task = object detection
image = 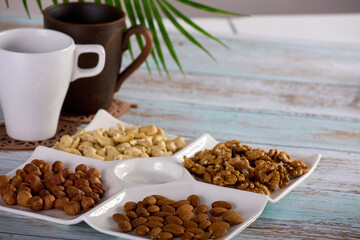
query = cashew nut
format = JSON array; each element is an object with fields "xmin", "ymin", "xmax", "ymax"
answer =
[
  {"xmin": 113, "ymin": 133, "xmax": 134, "ymax": 143},
  {"xmin": 124, "ymin": 147, "xmax": 143, "ymax": 157},
  {"xmin": 83, "ymin": 146, "xmax": 105, "ymax": 160},
  {"xmin": 151, "ymin": 148, "xmax": 172, "ymax": 157},
  {"xmin": 140, "ymin": 125, "xmax": 157, "ymax": 136},
  {"xmin": 94, "ymin": 129, "xmax": 115, "ymax": 147}
]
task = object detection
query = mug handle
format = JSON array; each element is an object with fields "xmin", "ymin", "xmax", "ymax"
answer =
[
  {"xmin": 71, "ymin": 44, "xmax": 106, "ymax": 82},
  {"xmin": 115, "ymin": 25, "xmax": 153, "ymax": 92}
]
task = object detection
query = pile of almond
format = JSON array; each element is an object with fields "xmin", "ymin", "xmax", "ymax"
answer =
[{"xmin": 112, "ymin": 194, "xmax": 243, "ymax": 239}]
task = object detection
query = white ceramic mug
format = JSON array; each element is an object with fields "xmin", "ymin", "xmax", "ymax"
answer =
[{"xmin": 0, "ymin": 28, "xmax": 105, "ymax": 141}]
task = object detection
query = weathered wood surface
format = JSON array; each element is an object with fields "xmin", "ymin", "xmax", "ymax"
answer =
[{"xmin": 0, "ymin": 27, "xmax": 359, "ymax": 239}]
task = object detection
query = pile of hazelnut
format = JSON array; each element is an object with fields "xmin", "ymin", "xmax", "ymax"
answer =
[{"xmin": 0, "ymin": 159, "xmax": 105, "ymax": 215}]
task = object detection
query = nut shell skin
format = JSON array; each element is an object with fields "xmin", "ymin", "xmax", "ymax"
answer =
[
  {"xmin": 54, "ymin": 197, "xmax": 69, "ymax": 211},
  {"xmin": 28, "ymin": 196, "xmax": 43, "ymax": 211},
  {"xmin": 81, "ymin": 197, "xmax": 95, "ymax": 212},
  {"xmin": 3, "ymin": 191, "xmax": 17, "ymax": 205}
]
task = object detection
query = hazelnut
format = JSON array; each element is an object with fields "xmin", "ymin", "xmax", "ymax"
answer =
[
  {"xmin": 0, "ymin": 175, "xmax": 10, "ymax": 188},
  {"xmin": 52, "ymin": 161, "xmax": 65, "ymax": 173},
  {"xmin": 59, "ymin": 167, "xmax": 73, "ymax": 179},
  {"xmin": 15, "ymin": 169, "xmax": 27, "ymax": 179},
  {"xmin": 28, "ymin": 196, "xmax": 43, "ymax": 211},
  {"xmin": 23, "ymin": 163, "xmax": 41, "ymax": 176},
  {"xmin": 88, "ymin": 176, "xmax": 101, "ymax": 185},
  {"xmin": 81, "ymin": 186, "xmax": 92, "ymax": 195},
  {"xmin": 1, "ymin": 184, "xmax": 16, "ymax": 198},
  {"xmin": 64, "ymin": 201, "xmax": 81, "ymax": 215},
  {"xmin": 81, "ymin": 197, "xmax": 95, "ymax": 211},
  {"xmin": 17, "ymin": 190, "xmax": 32, "ymax": 207},
  {"xmin": 87, "ymin": 168, "xmax": 101, "ymax": 179},
  {"xmin": 40, "ymin": 163, "xmax": 52, "ymax": 175},
  {"xmin": 74, "ymin": 178, "xmax": 89, "ymax": 189},
  {"xmin": 38, "ymin": 189, "xmax": 50, "ymax": 198},
  {"xmin": 30, "ymin": 180, "xmax": 44, "ymax": 194},
  {"xmin": 63, "ymin": 180, "xmax": 73, "ymax": 187},
  {"xmin": 42, "ymin": 194, "xmax": 56, "ymax": 210},
  {"xmin": 46, "ymin": 174, "xmax": 65, "ymax": 186},
  {"xmin": 67, "ymin": 173, "xmax": 80, "ymax": 182},
  {"xmin": 75, "ymin": 164, "xmax": 89, "ymax": 173},
  {"xmin": 43, "ymin": 170, "xmax": 54, "ymax": 179},
  {"xmin": 24, "ymin": 174, "xmax": 41, "ymax": 183},
  {"xmin": 18, "ymin": 186, "xmax": 31, "ymax": 193},
  {"xmin": 11, "ymin": 175, "xmax": 23, "ymax": 189},
  {"xmin": 76, "ymin": 170, "xmax": 87, "ymax": 179},
  {"xmin": 31, "ymin": 159, "xmax": 46, "ymax": 169},
  {"xmin": 71, "ymin": 194, "xmax": 85, "ymax": 203},
  {"xmin": 91, "ymin": 183, "xmax": 105, "ymax": 197},
  {"xmin": 2, "ymin": 191, "xmax": 17, "ymax": 205},
  {"xmin": 86, "ymin": 192, "xmax": 100, "ymax": 204},
  {"xmin": 54, "ymin": 197, "xmax": 69, "ymax": 211}
]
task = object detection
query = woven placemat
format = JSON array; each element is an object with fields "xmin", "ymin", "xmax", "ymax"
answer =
[
  {"xmin": 60, "ymin": 98, "xmax": 132, "ymax": 124},
  {"xmin": 0, "ymin": 120, "xmax": 79, "ymax": 151}
]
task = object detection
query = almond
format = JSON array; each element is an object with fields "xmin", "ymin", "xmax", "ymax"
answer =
[
  {"xmin": 172, "ymin": 199, "xmax": 190, "ymax": 208},
  {"xmin": 157, "ymin": 232, "xmax": 173, "ymax": 240},
  {"xmin": 186, "ymin": 227, "xmax": 204, "ymax": 235},
  {"xmin": 143, "ymin": 195, "xmax": 157, "ymax": 206},
  {"xmin": 126, "ymin": 211, "xmax": 137, "ymax": 220},
  {"xmin": 143, "ymin": 220, "xmax": 164, "ymax": 228},
  {"xmin": 211, "ymin": 201, "xmax": 232, "ymax": 209},
  {"xmin": 164, "ymin": 225, "xmax": 185, "ymax": 237},
  {"xmin": 161, "ymin": 204, "xmax": 175, "ymax": 214},
  {"xmin": 148, "ymin": 216, "xmax": 165, "ymax": 223},
  {"xmin": 209, "ymin": 207, "xmax": 227, "ymax": 217},
  {"xmin": 182, "ymin": 231, "xmax": 195, "ymax": 240},
  {"xmin": 222, "ymin": 210, "xmax": 243, "ymax": 224},
  {"xmin": 195, "ymin": 204, "xmax": 208, "ymax": 215},
  {"xmin": 198, "ymin": 220, "xmax": 211, "ymax": 230},
  {"xmin": 165, "ymin": 215, "xmax": 183, "ymax": 225},
  {"xmin": 194, "ymin": 232, "xmax": 211, "ymax": 240},
  {"xmin": 209, "ymin": 217, "xmax": 225, "ymax": 223},
  {"xmin": 112, "ymin": 213, "xmax": 130, "ymax": 223},
  {"xmin": 123, "ymin": 201, "xmax": 137, "ymax": 212},
  {"xmin": 117, "ymin": 220, "xmax": 132, "ymax": 232},
  {"xmin": 148, "ymin": 205, "xmax": 160, "ymax": 213},
  {"xmin": 153, "ymin": 211, "xmax": 173, "ymax": 217},
  {"xmin": 208, "ymin": 221, "xmax": 230, "ymax": 238},
  {"xmin": 131, "ymin": 217, "xmax": 147, "ymax": 228},
  {"xmin": 183, "ymin": 220, "xmax": 198, "ymax": 229},
  {"xmin": 176, "ymin": 204, "xmax": 193, "ymax": 215},
  {"xmin": 136, "ymin": 206, "xmax": 150, "ymax": 217},
  {"xmin": 157, "ymin": 199, "xmax": 176, "ymax": 206},
  {"xmin": 135, "ymin": 225, "xmax": 149, "ymax": 236},
  {"xmin": 191, "ymin": 213, "xmax": 208, "ymax": 223},
  {"xmin": 137, "ymin": 201, "xmax": 146, "ymax": 208},
  {"xmin": 178, "ymin": 210, "xmax": 194, "ymax": 222},
  {"xmin": 187, "ymin": 194, "xmax": 200, "ymax": 208},
  {"xmin": 152, "ymin": 194, "xmax": 168, "ymax": 201},
  {"xmin": 150, "ymin": 227, "xmax": 163, "ymax": 239}
]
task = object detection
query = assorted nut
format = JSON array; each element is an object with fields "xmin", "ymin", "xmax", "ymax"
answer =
[
  {"xmin": 0, "ymin": 159, "xmax": 105, "ymax": 215},
  {"xmin": 112, "ymin": 194, "xmax": 243, "ymax": 239},
  {"xmin": 184, "ymin": 140, "xmax": 310, "ymax": 195},
  {"xmin": 54, "ymin": 124, "xmax": 186, "ymax": 161}
]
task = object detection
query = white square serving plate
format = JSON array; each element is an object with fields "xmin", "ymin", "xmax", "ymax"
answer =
[{"xmin": 84, "ymin": 181, "xmax": 269, "ymax": 240}]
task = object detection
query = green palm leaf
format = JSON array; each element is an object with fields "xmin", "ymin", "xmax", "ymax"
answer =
[
  {"xmin": 52, "ymin": 0, "xmax": 58, "ymax": 4},
  {"xmin": 94, "ymin": 0, "xmax": 101, "ymax": 3},
  {"xmin": 104, "ymin": 0, "xmax": 113, "ymax": 5},
  {"xmin": 176, "ymin": 0, "xmax": 248, "ymax": 16},
  {"xmin": 160, "ymin": 0, "xmax": 228, "ymax": 49},
  {"xmin": 22, "ymin": 0, "xmax": 31, "ymax": 18},
  {"xmin": 150, "ymin": 0, "xmax": 184, "ymax": 77},
  {"xmin": 134, "ymin": 0, "xmax": 162, "ymax": 75},
  {"xmin": 142, "ymin": 0, "xmax": 170, "ymax": 79},
  {"xmin": 63, "ymin": 0, "xmax": 69, "ymax": 3},
  {"xmin": 156, "ymin": 0, "xmax": 215, "ymax": 62},
  {"xmin": 124, "ymin": 0, "xmax": 151, "ymax": 72},
  {"xmin": 36, "ymin": 0, "xmax": 43, "ymax": 12},
  {"xmin": 5, "ymin": 0, "xmax": 8, "ymax": 8}
]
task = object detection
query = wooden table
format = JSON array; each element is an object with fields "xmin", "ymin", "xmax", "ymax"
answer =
[{"xmin": 0, "ymin": 23, "xmax": 359, "ymax": 239}]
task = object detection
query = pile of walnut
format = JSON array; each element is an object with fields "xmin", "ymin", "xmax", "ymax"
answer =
[
  {"xmin": 0, "ymin": 159, "xmax": 105, "ymax": 215},
  {"xmin": 184, "ymin": 140, "xmax": 310, "ymax": 196},
  {"xmin": 113, "ymin": 194, "xmax": 243, "ymax": 239},
  {"xmin": 54, "ymin": 123, "xmax": 186, "ymax": 161}
]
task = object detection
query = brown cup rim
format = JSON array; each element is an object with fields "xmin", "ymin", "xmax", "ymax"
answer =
[{"xmin": 43, "ymin": 2, "xmax": 126, "ymax": 28}]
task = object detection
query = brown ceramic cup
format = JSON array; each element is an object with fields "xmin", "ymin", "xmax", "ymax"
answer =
[{"xmin": 43, "ymin": 2, "xmax": 153, "ymax": 114}]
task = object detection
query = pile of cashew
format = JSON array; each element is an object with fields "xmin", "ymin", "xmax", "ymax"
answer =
[{"xmin": 54, "ymin": 124, "xmax": 186, "ymax": 161}]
